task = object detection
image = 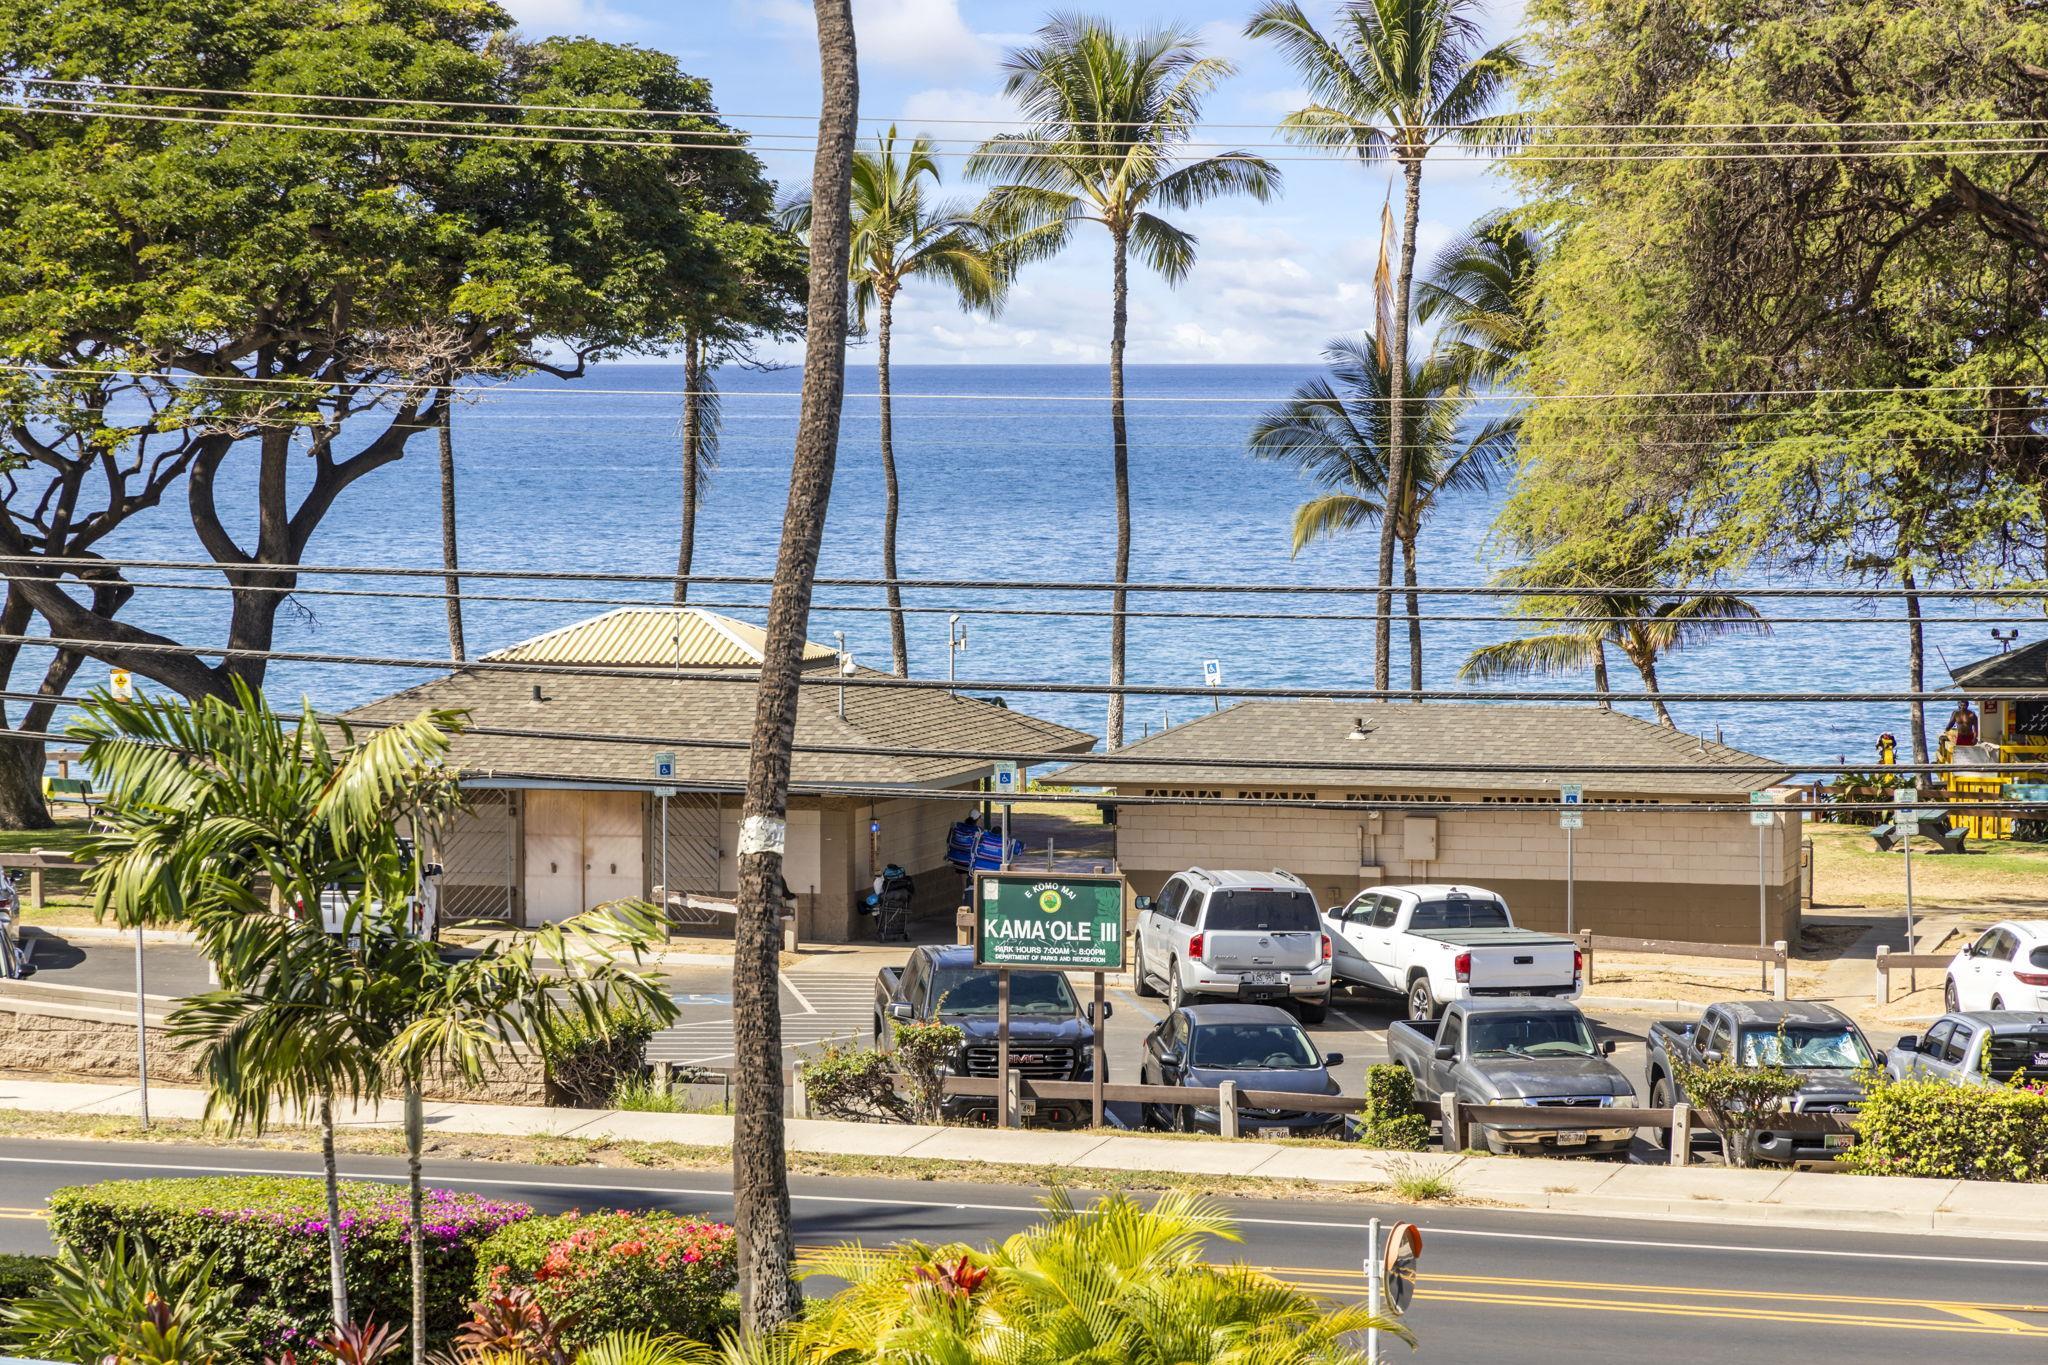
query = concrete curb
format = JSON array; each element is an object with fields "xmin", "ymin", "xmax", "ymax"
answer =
[{"xmin": 2, "ymin": 1076, "xmax": 2042, "ymax": 1242}]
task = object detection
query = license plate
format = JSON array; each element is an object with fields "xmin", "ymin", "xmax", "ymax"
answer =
[
  {"xmin": 1554, "ymin": 1129, "xmax": 1588, "ymax": 1146},
  {"xmin": 1020, "ymin": 1099, "xmax": 1038, "ymax": 1118},
  {"xmin": 1244, "ymin": 971, "xmax": 1283, "ymax": 986},
  {"xmin": 1256, "ymin": 1126, "xmax": 1290, "ymax": 1139},
  {"xmin": 1823, "ymin": 1133, "xmax": 1852, "ymax": 1151}
]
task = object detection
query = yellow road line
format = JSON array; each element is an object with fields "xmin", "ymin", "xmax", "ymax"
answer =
[{"xmin": 1406, "ymin": 1287, "xmax": 2048, "ymax": 1338}]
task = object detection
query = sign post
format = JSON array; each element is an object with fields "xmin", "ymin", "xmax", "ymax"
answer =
[
  {"xmin": 1559, "ymin": 784, "xmax": 1583, "ymax": 934},
  {"xmin": 1203, "ymin": 658, "xmax": 1223, "ymax": 712},
  {"xmin": 1752, "ymin": 792, "xmax": 1774, "ymax": 989},
  {"xmin": 976, "ymin": 872, "xmax": 1125, "ymax": 1129},
  {"xmin": 1896, "ymin": 785, "xmax": 1920, "ymax": 991},
  {"xmin": 992, "ymin": 761, "xmax": 1021, "ymax": 871}
]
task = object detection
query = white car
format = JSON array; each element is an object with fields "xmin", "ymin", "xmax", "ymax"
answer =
[
  {"xmin": 1132, "ymin": 868, "xmax": 1333, "ymax": 1022},
  {"xmin": 1322, "ymin": 883, "xmax": 1581, "ymax": 1020},
  {"xmin": 1944, "ymin": 921, "xmax": 2048, "ymax": 1012}
]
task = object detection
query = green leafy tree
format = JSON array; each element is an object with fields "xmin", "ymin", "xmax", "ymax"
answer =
[
  {"xmin": 968, "ymin": 15, "xmax": 1279, "ymax": 749},
  {"xmin": 784, "ymin": 128, "xmax": 1015, "ymax": 675},
  {"xmin": 1248, "ymin": 0, "xmax": 1526, "ymax": 694},
  {"xmin": 1249, "ymin": 306, "xmax": 1515, "ymax": 691}
]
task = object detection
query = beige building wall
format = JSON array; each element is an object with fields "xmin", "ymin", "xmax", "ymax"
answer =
[{"xmin": 1114, "ymin": 794, "xmax": 1803, "ymax": 946}]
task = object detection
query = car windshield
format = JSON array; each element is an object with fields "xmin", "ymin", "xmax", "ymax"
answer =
[
  {"xmin": 1189, "ymin": 1022, "xmax": 1320, "ymax": 1070},
  {"xmin": 931, "ymin": 968, "xmax": 1076, "ymax": 1016},
  {"xmin": 1467, "ymin": 1013, "xmax": 1598, "ymax": 1058},
  {"xmin": 1408, "ymin": 898, "xmax": 1511, "ymax": 931},
  {"xmin": 1204, "ymin": 891, "xmax": 1319, "ymax": 933},
  {"xmin": 1984, "ymin": 1031, "xmax": 2048, "ymax": 1082},
  {"xmin": 1740, "ymin": 1026, "xmax": 1872, "ymax": 1069}
]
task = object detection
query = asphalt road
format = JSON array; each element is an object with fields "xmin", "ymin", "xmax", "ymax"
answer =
[{"xmin": 0, "ymin": 1137, "xmax": 2041, "ymax": 1362}]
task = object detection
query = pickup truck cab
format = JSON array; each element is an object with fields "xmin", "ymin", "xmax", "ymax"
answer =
[
  {"xmin": 874, "ymin": 944, "xmax": 1107, "ymax": 1127},
  {"xmin": 1132, "ymin": 868, "xmax": 1333, "ymax": 1022},
  {"xmin": 1387, "ymin": 998, "xmax": 1633, "ymax": 1154},
  {"xmin": 1890, "ymin": 1010, "xmax": 2048, "ymax": 1086},
  {"xmin": 1645, "ymin": 1001, "xmax": 1875, "ymax": 1164},
  {"xmin": 1322, "ymin": 884, "xmax": 1580, "ymax": 1020}
]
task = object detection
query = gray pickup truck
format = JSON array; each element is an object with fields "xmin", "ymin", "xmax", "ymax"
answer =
[
  {"xmin": 1645, "ymin": 1001, "xmax": 1875, "ymax": 1164},
  {"xmin": 1386, "ymin": 997, "xmax": 1635, "ymax": 1154},
  {"xmin": 874, "ymin": 944, "xmax": 1107, "ymax": 1128}
]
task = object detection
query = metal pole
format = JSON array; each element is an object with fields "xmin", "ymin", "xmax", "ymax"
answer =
[
  {"xmin": 1092, "ymin": 973, "xmax": 1105, "ymax": 1129},
  {"xmin": 660, "ymin": 790, "xmax": 670, "ymax": 902},
  {"xmin": 1904, "ymin": 822, "xmax": 1917, "ymax": 994},
  {"xmin": 134, "ymin": 923, "xmax": 149, "ymax": 1130},
  {"xmin": 1000, "ymin": 803, "xmax": 1010, "ymax": 871},
  {"xmin": 1565, "ymin": 825, "xmax": 1574, "ymax": 936},
  {"xmin": 996, "ymin": 967, "xmax": 1012, "ymax": 1128},
  {"xmin": 1758, "ymin": 820, "xmax": 1769, "ymax": 992},
  {"xmin": 1366, "ymin": 1217, "xmax": 1382, "ymax": 1364}
]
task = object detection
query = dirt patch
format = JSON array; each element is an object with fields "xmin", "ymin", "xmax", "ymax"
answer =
[{"xmin": 1807, "ymin": 823, "xmax": 2048, "ymax": 914}]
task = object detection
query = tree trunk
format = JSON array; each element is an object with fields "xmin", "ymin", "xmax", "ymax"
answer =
[
  {"xmin": 731, "ymin": 0, "xmax": 855, "ymax": 1332},
  {"xmin": 320, "ymin": 1095, "xmax": 350, "ymax": 1328},
  {"xmin": 1902, "ymin": 563, "xmax": 1929, "ymax": 765},
  {"xmin": 676, "ymin": 331, "xmax": 705, "ymax": 606},
  {"xmin": 1593, "ymin": 641, "xmax": 1612, "ymax": 711},
  {"xmin": 406, "ymin": 1085, "xmax": 425, "ymax": 1365},
  {"xmin": 1401, "ymin": 532, "xmax": 1422, "ymax": 698},
  {"xmin": 878, "ymin": 288, "xmax": 908, "ymax": 676},
  {"xmin": 1106, "ymin": 228, "xmax": 1132, "ymax": 750},
  {"xmin": 1630, "ymin": 642, "xmax": 1677, "ymax": 728},
  {"xmin": 1374, "ymin": 158, "xmax": 1424, "ymax": 698},
  {"xmin": 437, "ymin": 392, "xmax": 465, "ymax": 664},
  {"xmin": 0, "ymin": 740, "xmax": 51, "ymax": 831}
]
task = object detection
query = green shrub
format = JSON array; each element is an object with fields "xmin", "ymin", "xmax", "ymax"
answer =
[
  {"xmin": 46, "ymin": 1177, "xmax": 530, "ymax": 1349},
  {"xmin": 893, "ymin": 1016, "xmax": 964, "ymax": 1124},
  {"xmin": 1353, "ymin": 1065, "xmax": 1431, "ymax": 1150},
  {"xmin": 1844, "ymin": 1073, "xmax": 2048, "ymax": 1181},
  {"xmin": 546, "ymin": 1007, "xmax": 659, "ymax": 1108},
  {"xmin": 473, "ymin": 1211, "xmax": 737, "ymax": 1348},
  {"xmin": 2, "ymin": 1235, "xmax": 250, "ymax": 1365},
  {"xmin": 0, "ymin": 1254, "xmax": 54, "ymax": 1305},
  {"xmin": 806, "ymin": 1040, "xmax": 910, "ymax": 1123},
  {"xmin": 1671, "ymin": 1056, "xmax": 1802, "ymax": 1167},
  {"xmin": 610, "ymin": 1074, "xmax": 687, "ymax": 1113}
]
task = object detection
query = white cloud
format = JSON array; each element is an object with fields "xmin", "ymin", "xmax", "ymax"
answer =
[
  {"xmin": 894, "ymin": 86, "xmax": 1021, "ymax": 143},
  {"xmin": 496, "ymin": 0, "xmax": 636, "ymax": 35},
  {"xmin": 764, "ymin": 0, "xmax": 996, "ymax": 75}
]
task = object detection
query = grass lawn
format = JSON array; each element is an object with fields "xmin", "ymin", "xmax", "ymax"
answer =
[
  {"xmin": 1805, "ymin": 819, "xmax": 2048, "ymax": 918},
  {"xmin": 0, "ymin": 818, "xmax": 99, "ymax": 926}
]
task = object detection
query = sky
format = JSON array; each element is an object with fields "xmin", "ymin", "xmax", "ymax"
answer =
[{"xmin": 495, "ymin": 0, "xmax": 1529, "ymax": 365}]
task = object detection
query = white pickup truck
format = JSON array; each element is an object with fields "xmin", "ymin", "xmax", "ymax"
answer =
[{"xmin": 1321, "ymin": 884, "xmax": 1581, "ymax": 1020}]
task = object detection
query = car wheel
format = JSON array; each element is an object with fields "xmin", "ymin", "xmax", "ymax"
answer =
[
  {"xmin": 1167, "ymin": 961, "xmax": 1186, "ymax": 1012},
  {"xmin": 1406, "ymin": 976, "xmax": 1437, "ymax": 1021},
  {"xmin": 1297, "ymin": 995, "xmax": 1329, "ymax": 1025},
  {"xmin": 1944, "ymin": 977, "xmax": 1960, "ymax": 1013},
  {"xmin": 1133, "ymin": 940, "xmax": 1160, "ymax": 998},
  {"xmin": 1645, "ymin": 1076, "xmax": 1673, "ymax": 1151}
]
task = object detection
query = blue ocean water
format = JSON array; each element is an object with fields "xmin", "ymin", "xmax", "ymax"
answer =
[{"xmin": 11, "ymin": 362, "xmax": 2025, "ymax": 769}]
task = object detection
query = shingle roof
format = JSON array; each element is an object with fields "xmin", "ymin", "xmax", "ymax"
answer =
[
  {"xmin": 486, "ymin": 607, "xmax": 838, "ymax": 669},
  {"xmin": 1052, "ymin": 701, "xmax": 1785, "ymax": 797},
  {"xmin": 344, "ymin": 660, "xmax": 1094, "ymax": 790},
  {"xmin": 1947, "ymin": 638, "xmax": 2048, "ymax": 691}
]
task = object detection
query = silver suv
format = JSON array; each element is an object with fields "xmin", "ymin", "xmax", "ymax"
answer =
[{"xmin": 1132, "ymin": 868, "xmax": 1332, "ymax": 1022}]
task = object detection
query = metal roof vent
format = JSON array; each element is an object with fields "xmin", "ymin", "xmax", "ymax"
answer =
[{"xmin": 1348, "ymin": 717, "xmax": 1370, "ymax": 741}]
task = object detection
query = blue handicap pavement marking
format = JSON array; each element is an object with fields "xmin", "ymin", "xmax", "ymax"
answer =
[{"xmin": 672, "ymin": 992, "xmax": 733, "ymax": 1006}]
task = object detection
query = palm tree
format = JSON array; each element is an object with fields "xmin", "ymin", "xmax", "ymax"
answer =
[
  {"xmin": 673, "ymin": 330, "xmax": 721, "ymax": 607},
  {"xmin": 73, "ymin": 682, "xmax": 463, "ymax": 1331},
  {"xmin": 1459, "ymin": 565, "xmax": 1770, "ymax": 726},
  {"xmin": 784, "ymin": 129, "xmax": 1012, "ymax": 675},
  {"xmin": 1248, "ymin": 0, "xmax": 1526, "ymax": 695},
  {"xmin": 1251, "ymin": 339, "xmax": 1512, "ymax": 693},
  {"xmin": 1415, "ymin": 211, "xmax": 1545, "ymax": 390},
  {"xmin": 968, "ymin": 16, "xmax": 1279, "ymax": 749}
]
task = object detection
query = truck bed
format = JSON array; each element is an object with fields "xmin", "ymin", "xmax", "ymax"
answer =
[{"xmin": 1406, "ymin": 927, "xmax": 1576, "ymax": 948}]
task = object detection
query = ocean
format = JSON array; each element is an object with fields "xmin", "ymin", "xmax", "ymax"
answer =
[{"xmin": 10, "ymin": 362, "xmax": 2024, "ymax": 771}]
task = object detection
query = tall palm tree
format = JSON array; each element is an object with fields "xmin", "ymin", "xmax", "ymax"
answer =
[
  {"xmin": 968, "ymin": 16, "xmax": 1279, "ymax": 749},
  {"xmin": 784, "ymin": 129, "xmax": 1012, "ymax": 675},
  {"xmin": 1249, "ymin": 338, "xmax": 1513, "ymax": 692},
  {"xmin": 72, "ymin": 682, "xmax": 463, "ymax": 1331},
  {"xmin": 1248, "ymin": 0, "xmax": 1526, "ymax": 695},
  {"xmin": 1459, "ymin": 565, "xmax": 1770, "ymax": 726},
  {"xmin": 673, "ymin": 330, "xmax": 721, "ymax": 607},
  {"xmin": 435, "ymin": 382, "xmax": 466, "ymax": 662},
  {"xmin": 1415, "ymin": 211, "xmax": 1545, "ymax": 390}
]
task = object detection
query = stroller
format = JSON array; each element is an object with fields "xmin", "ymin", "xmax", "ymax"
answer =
[{"xmin": 861, "ymin": 864, "xmax": 915, "ymax": 943}]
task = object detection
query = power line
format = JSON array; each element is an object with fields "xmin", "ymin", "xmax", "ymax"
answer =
[
  {"xmin": 4, "ymin": 553, "xmax": 2043, "ymax": 599},
  {"xmin": 18, "ymin": 571, "xmax": 2047, "ymax": 626},
  {"xmin": 0, "ymin": 631, "xmax": 2035, "ymax": 702}
]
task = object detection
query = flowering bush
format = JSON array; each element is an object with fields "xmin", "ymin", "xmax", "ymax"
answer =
[
  {"xmin": 48, "ymin": 1177, "xmax": 531, "ymax": 1348},
  {"xmin": 473, "ymin": 1211, "xmax": 737, "ymax": 1347}
]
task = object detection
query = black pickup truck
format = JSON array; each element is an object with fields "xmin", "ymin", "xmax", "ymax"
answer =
[
  {"xmin": 873, "ymin": 944, "xmax": 1109, "ymax": 1128},
  {"xmin": 1645, "ymin": 1000, "xmax": 1876, "ymax": 1164}
]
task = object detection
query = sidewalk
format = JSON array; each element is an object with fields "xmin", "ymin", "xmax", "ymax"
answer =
[{"xmin": 2, "ymin": 1077, "xmax": 2038, "ymax": 1242}]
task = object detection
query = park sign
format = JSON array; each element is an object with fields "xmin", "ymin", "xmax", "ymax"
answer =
[{"xmin": 976, "ymin": 872, "xmax": 1125, "ymax": 971}]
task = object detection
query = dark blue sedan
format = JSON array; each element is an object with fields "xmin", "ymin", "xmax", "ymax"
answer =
[{"xmin": 1139, "ymin": 1003, "xmax": 1345, "ymax": 1136}]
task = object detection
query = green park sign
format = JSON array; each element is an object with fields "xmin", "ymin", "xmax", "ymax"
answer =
[{"xmin": 975, "ymin": 873, "xmax": 1125, "ymax": 971}]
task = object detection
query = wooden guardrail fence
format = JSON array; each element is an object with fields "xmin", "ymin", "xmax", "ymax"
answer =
[
  {"xmin": 1871, "ymin": 946, "xmax": 1953, "ymax": 1004},
  {"xmin": 1577, "ymin": 931, "xmax": 1790, "ymax": 1000},
  {"xmin": 0, "ymin": 850, "xmax": 93, "ymax": 913}
]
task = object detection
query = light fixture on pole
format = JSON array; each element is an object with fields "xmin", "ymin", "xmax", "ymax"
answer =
[{"xmin": 947, "ymin": 614, "xmax": 968, "ymax": 691}]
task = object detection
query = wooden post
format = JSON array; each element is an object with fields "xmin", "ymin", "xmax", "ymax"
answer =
[
  {"xmin": 790, "ymin": 1060, "xmax": 809, "ymax": 1120},
  {"xmin": 1771, "ymin": 941, "xmax": 1788, "ymax": 1002},
  {"xmin": 26, "ymin": 862, "xmax": 42, "ymax": 916},
  {"xmin": 1670, "ymin": 1103, "xmax": 1692, "ymax": 1167},
  {"xmin": 1005, "ymin": 1068, "xmax": 1022, "ymax": 1130},
  {"xmin": 996, "ymin": 967, "xmax": 1012, "ymax": 1128},
  {"xmin": 1219, "ymin": 1079, "xmax": 1240, "ymax": 1139},
  {"xmin": 1439, "ymin": 1091, "xmax": 1463, "ymax": 1152},
  {"xmin": 1874, "ymin": 945, "xmax": 1890, "ymax": 1005},
  {"xmin": 956, "ymin": 905, "xmax": 975, "ymax": 947},
  {"xmin": 1091, "ymin": 973, "xmax": 1106, "ymax": 1130},
  {"xmin": 1578, "ymin": 929, "xmax": 1594, "ymax": 987}
]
